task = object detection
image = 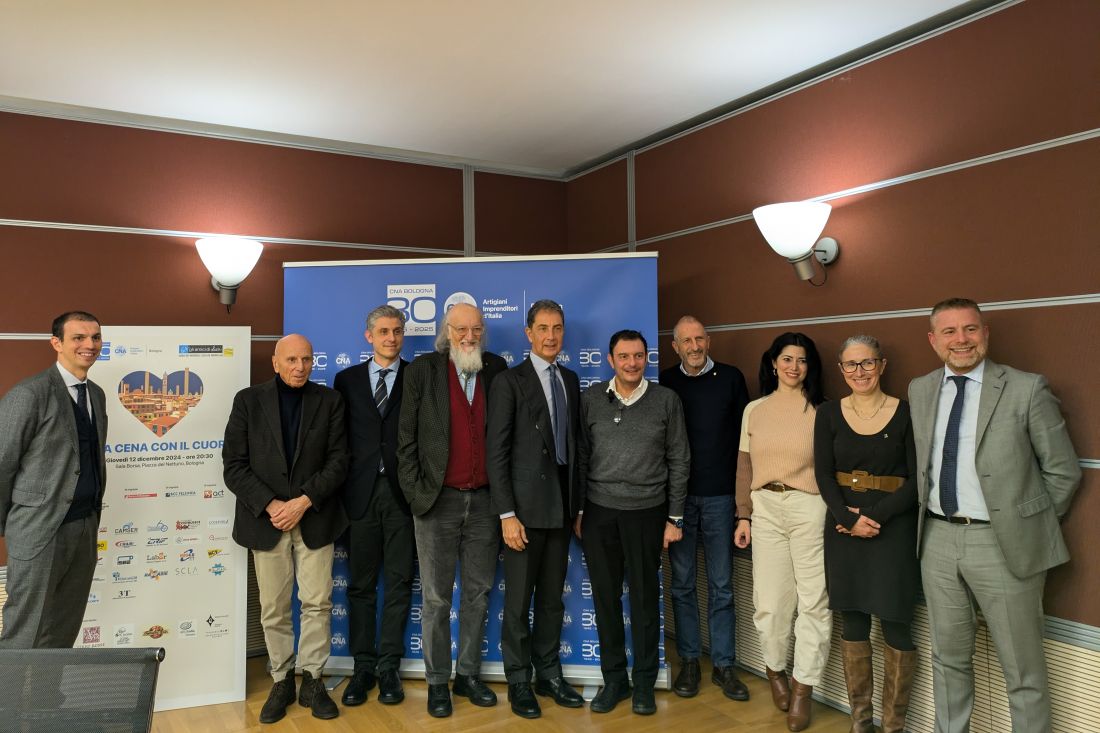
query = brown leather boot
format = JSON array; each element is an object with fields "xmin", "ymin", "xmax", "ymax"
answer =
[
  {"xmin": 881, "ymin": 643, "xmax": 916, "ymax": 733},
  {"xmin": 842, "ymin": 640, "xmax": 875, "ymax": 733},
  {"xmin": 766, "ymin": 667, "xmax": 790, "ymax": 712},
  {"xmin": 787, "ymin": 677, "xmax": 813, "ymax": 732}
]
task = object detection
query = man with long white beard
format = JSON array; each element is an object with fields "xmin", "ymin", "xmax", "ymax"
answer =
[{"xmin": 397, "ymin": 301, "xmax": 509, "ymax": 718}]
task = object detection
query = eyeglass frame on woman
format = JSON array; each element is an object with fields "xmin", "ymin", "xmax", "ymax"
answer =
[{"xmin": 838, "ymin": 357, "xmax": 883, "ymax": 373}]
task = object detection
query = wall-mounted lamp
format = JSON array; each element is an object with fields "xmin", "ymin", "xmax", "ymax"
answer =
[
  {"xmin": 195, "ymin": 237, "xmax": 263, "ymax": 312},
  {"xmin": 751, "ymin": 201, "xmax": 839, "ymax": 285}
]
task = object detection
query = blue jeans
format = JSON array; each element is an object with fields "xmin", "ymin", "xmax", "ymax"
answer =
[{"xmin": 668, "ymin": 493, "xmax": 736, "ymax": 667}]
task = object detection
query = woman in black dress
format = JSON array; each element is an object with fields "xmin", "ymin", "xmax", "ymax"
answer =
[{"xmin": 813, "ymin": 335, "xmax": 918, "ymax": 733}]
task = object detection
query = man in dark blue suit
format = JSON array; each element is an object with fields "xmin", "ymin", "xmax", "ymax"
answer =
[
  {"xmin": 333, "ymin": 305, "xmax": 413, "ymax": 707},
  {"xmin": 487, "ymin": 299, "xmax": 585, "ymax": 719}
]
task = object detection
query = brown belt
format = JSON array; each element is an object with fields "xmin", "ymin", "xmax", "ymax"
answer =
[
  {"xmin": 761, "ymin": 482, "xmax": 796, "ymax": 493},
  {"xmin": 836, "ymin": 471, "xmax": 904, "ymax": 493}
]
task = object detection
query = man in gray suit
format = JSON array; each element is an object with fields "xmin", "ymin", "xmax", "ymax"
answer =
[
  {"xmin": 397, "ymin": 302, "xmax": 507, "ymax": 718},
  {"xmin": 909, "ymin": 297, "xmax": 1081, "ymax": 733},
  {"xmin": 0, "ymin": 311, "xmax": 107, "ymax": 649}
]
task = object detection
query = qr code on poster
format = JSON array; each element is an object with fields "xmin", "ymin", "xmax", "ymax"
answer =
[{"xmin": 82, "ymin": 626, "xmax": 101, "ymax": 644}]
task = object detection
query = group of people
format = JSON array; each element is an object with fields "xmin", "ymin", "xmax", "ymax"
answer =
[{"xmin": 0, "ymin": 296, "xmax": 1080, "ymax": 733}]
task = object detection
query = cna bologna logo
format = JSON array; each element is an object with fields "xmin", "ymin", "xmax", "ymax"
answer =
[
  {"xmin": 556, "ymin": 352, "xmax": 572, "ymax": 365},
  {"xmin": 442, "ymin": 291, "xmax": 476, "ymax": 314},
  {"xmin": 559, "ymin": 641, "xmax": 573, "ymax": 657},
  {"xmin": 332, "ymin": 577, "xmax": 348, "ymax": 588},
  {"xmin": 331, "ymin": 605, "xmax": 348, "ymax": 618},
  {"xmin": 578, "ymin": 348, "xmax": 603, "ymax": 368},
  {"xmin": 499, "ymin": 351, "xmax": 515, "ymax": 366},
  {"xmin": 581, "ymin": 641, "xmax": 600, "ymax": 661},
  {"xmin": 333, "ymin": 548, "xmax": 349, "ymax": 560},
  {"xmin": 580, "ymin": 579, "xmax": 593, "ymax": 598},
  {"xmin": 562, "ymin": 581, "xmax": 572, "ymax": 597},
  {"xmin": 387, "ymin": 284, "xmax": 437, "ymax": 336},
  {"xmin": 408, "ymin": 634, "xmax": 423, "ymax": 653},
  {"xmin": 409, "ymin": 606, "xmax": 423, "ymax": 624},
  {"xmin": 335, "ymin": 352, "xmax": 352, "ymax": 368},
  {"xmin": 312, "ymin": 352, "xmax": 328, "ymax": 371},
  {"xmin": 562, "ymin": 611, "xmax": 573, "ymax": 628},
  {"xmin": 581, "ymin": 610, "xmax": 597, "ymax": 629},
  {"xmin": 331, "ymin": 633, "xmax": 347, "ymax": 648}
]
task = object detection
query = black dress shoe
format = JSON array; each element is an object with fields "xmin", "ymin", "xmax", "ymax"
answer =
[
  {"xmin": 534, "ymin": 676, "xmax": 584, "ymax": 708},
  {"xmin": 632, "ymin": 685, "xmax": 656, "ymax": 715},
  {"xmin": 590, "ymin": 680, "xmax": 631, "ymax": 713},
  {"xmin": 673, "ymin": 657, "xmax": 701, "ymax": 698},
  {"xmin": 259, "ymin": 671, "xmax": 296, "ymax": 724},
  {"xmin": 298, "ymin": 671, "xmax": 339, "ymax": 720},
  {"xmin": 341, "ymin": 669, "xmax": 376, "ymax": 706},
  {"xmin": 453, "ymin": 674, "xmax": 498, "ymax": 706},
  {"xmin": 508, "ymin": 682, "xmax": 541, "ymax": 719},
  {"xmin": 427, "ymin": 683, "xmax": 452, "ymax": 718},
  {"xmin": 712, "ymin": 665, "xmax": 750, "ymax": 701},
  {"xmin": 376, "ymin": 668, "xmax": 404, "ymax": 705}
]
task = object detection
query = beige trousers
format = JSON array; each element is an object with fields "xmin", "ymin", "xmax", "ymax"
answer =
[
  {"xmin": 750, "ymin": 488, "xmax": 832, "ymax": 685},
  {"xmin": 252, "ymin": 526, "xmax": 335, "ymax": 681}
]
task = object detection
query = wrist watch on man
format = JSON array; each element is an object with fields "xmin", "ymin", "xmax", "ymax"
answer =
[{"xmin": 667, "ymin": 517, "xmax": 684, "ymax": 529}]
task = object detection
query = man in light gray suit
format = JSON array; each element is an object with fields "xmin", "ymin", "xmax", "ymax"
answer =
[
  {"xmin": 909, "ymin": 297, "xmax": 1081, "ymax": 733},
  {"xmin": 0, "ymin": 311, "xmax": 107, "ymax": 648}
]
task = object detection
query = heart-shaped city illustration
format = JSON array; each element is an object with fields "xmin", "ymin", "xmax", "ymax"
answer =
[{"xmin": 117, "ymin": 369, "xmax": 204, "ymax": 436}]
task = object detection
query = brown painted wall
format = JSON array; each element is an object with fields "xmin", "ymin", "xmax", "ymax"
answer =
[
  {"xmin": 474, "ymin": 172, "xmax": 566, "ymax": 254},
  {"xmin": 566, "ymin": 159, "xmax": 628, "ymax": 252}
]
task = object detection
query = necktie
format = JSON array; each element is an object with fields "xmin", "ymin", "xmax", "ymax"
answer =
[
  {"xmin": 75, "ymin": 382, "xmax": 89, "ymax": 420},
  {"xmin": 374, "ymin": 368, "xmax": 391, "ymax": 411},
  {"xmin": 938, "ymin": 375, "xmax": 968, "ymax": 517},
  {"xmin": 548, "ymin": 364, "xmax": 568, "ymax": 465}
]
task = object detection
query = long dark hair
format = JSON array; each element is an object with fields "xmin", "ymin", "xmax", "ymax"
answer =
[{"xmin": 758, "ymin": 332, "xmax": 825, "ymax": 406}]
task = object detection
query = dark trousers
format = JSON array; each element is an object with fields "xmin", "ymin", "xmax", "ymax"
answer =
[
  {"xmin": 0, "ymin": 514, "xmax": 98, "ymax": 649},
  {"xmin": 581, "ymin": 500, "xmax": 665, "ymax": 690},
  {"xmin": 501, "ymin": 525, "xmax": 572, "ymax": 683},
  {"xmin": 346, "ymin": 475, "xmax": 415, "ymax": 672}
]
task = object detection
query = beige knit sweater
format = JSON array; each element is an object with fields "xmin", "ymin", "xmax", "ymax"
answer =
[{"xmin": 735, "ymin": 391, "xmax": 819, "ymax": 519}]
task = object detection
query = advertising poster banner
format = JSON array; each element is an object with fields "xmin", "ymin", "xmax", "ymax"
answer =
[
  {"xmin": 284, "ymin": 253, "xmax": 668, "ymax": 687},
  {"xmin": 77, "ymin": 326, "xmax": 250, "ymax": 710}
]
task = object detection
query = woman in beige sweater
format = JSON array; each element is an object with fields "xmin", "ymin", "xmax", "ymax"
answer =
[{"xmin": 733, "ymin": 332, "xmax": 829, "ymax": 732}]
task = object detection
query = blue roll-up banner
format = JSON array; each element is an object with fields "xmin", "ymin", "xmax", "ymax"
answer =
[{"xmin": 283, "ymin": 252, "xmax": 668, "ymax": 688}]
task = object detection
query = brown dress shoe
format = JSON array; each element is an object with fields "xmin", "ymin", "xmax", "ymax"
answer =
[
  {"xmin": 787, "ymin": 677, "xmax": 812, "ymax": 732},
  {"xmin": 766, "ymin": 667, "xmax": 790, "ymax": 712}
]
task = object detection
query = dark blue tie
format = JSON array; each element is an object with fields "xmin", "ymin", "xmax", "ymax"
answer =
[
  {"xmin": 548, "ymin": 364, "xmax": 568, "ymax": 465},
  {"xmin": 75, "ymin": 382, "xmax": 89, "ymax": 419},
  {"xmin": 938, "ymin": 375, "xmax": 968, "ymax": 517}
]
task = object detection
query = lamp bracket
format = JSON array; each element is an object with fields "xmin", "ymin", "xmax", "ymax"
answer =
[{"xmin": 813, "ymin": 237, "xmax": 839, "ymax": 266}]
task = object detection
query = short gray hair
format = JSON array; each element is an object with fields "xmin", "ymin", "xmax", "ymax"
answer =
[
  {"xmin": 837, "ymin": 334, "xmax": 882, "ymax": 362},
  {"xmin": 366, "ymin": 304, "xmax": 406, "ymax": 331},
  {"xmin": 672, "ymin": 315, "xmax": 705, "ymax": 341}
]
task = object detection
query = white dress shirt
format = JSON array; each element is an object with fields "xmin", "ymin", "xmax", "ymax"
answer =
[
  {"xmin": 56, "ymin": 361, "xmax": 92, "ymax": 419},
  {"xmin": 927, "ymin": 359, "xmax": 990, "ymax": 519}
]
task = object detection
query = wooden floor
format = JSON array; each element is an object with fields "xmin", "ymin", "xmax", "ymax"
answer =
[{"xmin": 152, "ymin": 652, "xmax": 853, "ymax": 732}]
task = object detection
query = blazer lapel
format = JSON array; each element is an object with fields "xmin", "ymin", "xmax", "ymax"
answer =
[
  {"xmin": 49, "ymin": 368, "xmax": 79, "ymax": 453},
  {"xmin": 519, "ymin": 360, "xmax": 555, "ymax": 455},
  {"xmin": 975, "ymin": 360, "xmax": 1005, "ymax": 451},
  {"xmin": 912, "ymin": 371, "xmax": 941, "ymax": 485},
  {"xmin": 295, "ymin": 385, "xmax": 321, "ymax": 463},
  {"xmin": 259, "ymin": 381, "xmax": 285, "ymax": 457}
]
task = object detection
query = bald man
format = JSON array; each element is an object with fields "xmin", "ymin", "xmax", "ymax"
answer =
[{"xmin": 223, "ymin": 334, "xmax": 349, "ymax": 723}]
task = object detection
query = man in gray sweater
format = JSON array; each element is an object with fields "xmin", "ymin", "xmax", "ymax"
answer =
[{"xmin": 577, "ymin": 329, "xmax": 689, "ymax": 716}]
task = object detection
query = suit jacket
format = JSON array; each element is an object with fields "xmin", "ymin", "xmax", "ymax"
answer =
[
  {"xmin": 397, "ymin": 350, "xmax": 508, "ymax": 517},
  {"xmin": 0, "ymin": 365, "xmax": 108, "ymax": 560},
  {"xmin": 223, "ymin": 378, "xmax": 349, "ymax": 551},
  {"xmin": 333, "ymin": 358, "xmax": 410, "ymax": 520},
  {"xmin": 486, "ymin": 357, "xmax": 581, "ymax": 528},
  {"xmin": 909, "ymin": 359, "xmax": 1081, "ymax": 578}
]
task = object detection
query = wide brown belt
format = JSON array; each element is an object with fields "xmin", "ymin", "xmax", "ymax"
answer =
[{"xmin": 836, "ymin": 470, "xmax": 904, "ymax": 493}]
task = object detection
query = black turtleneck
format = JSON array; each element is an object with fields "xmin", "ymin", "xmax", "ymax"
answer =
[{"xmin": 275, "ymin": 375, "xmax": 306, "ymax": 473}]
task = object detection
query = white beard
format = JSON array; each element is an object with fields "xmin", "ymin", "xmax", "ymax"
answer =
[{"xmin": 449, "ymin": 345, "xmax": 484, "ymax": 373}]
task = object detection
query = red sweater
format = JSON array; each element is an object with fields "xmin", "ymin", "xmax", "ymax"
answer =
[{"xmin": 443, "ymin": 366, "xmax": 489, "ymax": 489}]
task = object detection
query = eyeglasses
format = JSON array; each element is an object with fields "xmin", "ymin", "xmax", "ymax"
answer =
[
  {"xmin": 839, "ymin": 358, "xmax": 882, "ymax": 373},
  {"xmin": 448, "ymin": 324, "xmax": 484, "ymax": 337}
]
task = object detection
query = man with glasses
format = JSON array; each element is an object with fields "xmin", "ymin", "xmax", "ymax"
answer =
[
  {"xmin": 397, "ymin": 302, "xmax": 508, "ymax": 718},
  {"xmin": 659, "ymin": 316, "xmax": 750, "ymax": 701},
  {"xmin": 909, "ymin": 297, "xmax": 1080, "ymax": 732}
]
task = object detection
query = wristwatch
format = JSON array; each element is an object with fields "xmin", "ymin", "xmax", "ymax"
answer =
[{"xmin": 667, "ymin": 517, "xmax": 684, "ymax": 529}]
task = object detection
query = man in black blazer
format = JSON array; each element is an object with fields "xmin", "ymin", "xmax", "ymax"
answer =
[
  {"xmin": 332, "ymin": 305, "xmax": 412, "ymax": 707},
  {"xmin": 397, "ymin": 302, "xmax": 507, "ymax": 718},
  {"xmin": 487, "ymin": 299, "xmax": 585, "ymax": 718},
  {"xmin": 223, "ymin": 333, "xmax": 349, "ymax": 724}
]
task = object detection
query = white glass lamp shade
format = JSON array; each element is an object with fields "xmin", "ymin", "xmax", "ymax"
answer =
[
  {"xmin": 751, "ymin": 202, "xmax": 832, "ymax": 259},
  {"xmin": 195, "ymin": 237, "xmax": 263, "ymax": 287}
]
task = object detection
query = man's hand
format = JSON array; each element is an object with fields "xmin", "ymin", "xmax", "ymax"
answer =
[
  {"xmin": 663, "ymin": 523, "xmax": 683, "ymax": 549},
  {"xmin": 733, "ymin": 518, "xmax": 751, "ymax": 548},
  {"xmin": 502, "ymin": 516, "xmax": 528, "ymax": 552},
  {"xmin": 573, "ymin": 514, "xmax": 583, "ymax": 540},
  {"xmin": 268, "ymin": 495, "xmax": 312, "ymax": 531}
]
